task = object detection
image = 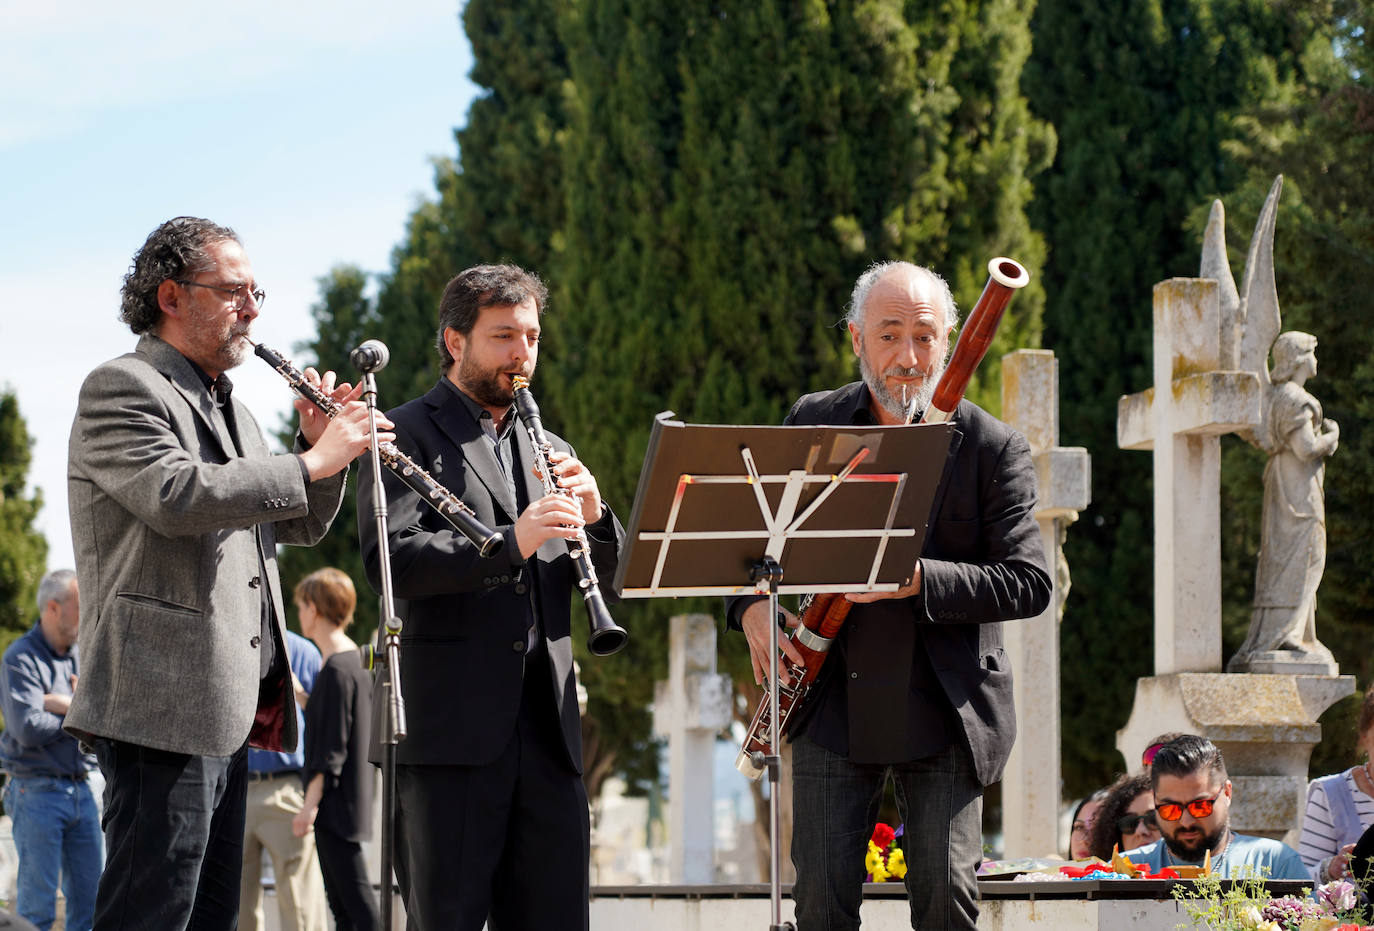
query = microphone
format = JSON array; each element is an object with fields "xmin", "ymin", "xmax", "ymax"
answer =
[{"xmin": 350, "ymin": 339, "xmax": 390, "ymax": 373}]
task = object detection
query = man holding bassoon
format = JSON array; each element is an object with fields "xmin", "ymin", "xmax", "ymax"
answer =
[{"xmin": 728, "ymin": 260, "xmax": 1051, "ymax": 930}]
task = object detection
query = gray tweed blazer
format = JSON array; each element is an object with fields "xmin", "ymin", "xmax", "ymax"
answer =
[{"xmin": 64, "ymin": 334, "xmax": 346, "ymax": 757}]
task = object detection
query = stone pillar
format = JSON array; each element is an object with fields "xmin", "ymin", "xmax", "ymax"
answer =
[
  {"xmin": 1116, "ymin": 673, "xmax": 1352, "ymax": 845},
  {"xmin": 1000, "ymin": 350, "xmax": 1091, "ymax": 858},
  {"xmin": 652, "ymin": 614, "xmax": 733, "ymax": 882},
  {"xmin": 1118, "ymin": 278, "xmax": 1261, "ymax": 675}
]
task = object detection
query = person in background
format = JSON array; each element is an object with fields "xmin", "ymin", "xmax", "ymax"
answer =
[
  {"xmin": 241, "ymin": 630, "xmax": 328, "ymax": 931},
  {"xmin": 291, "ymin": 568, "xmax": 378, "ymax": 931},
  {"xmin": 1298, "ymin": 684, "xmax": 1374, "ymax": 882},
  {"xmin": 1068, "ymin": 788, "xmax": 1110, "ymax": 860},
  {"xmin": 1123, "ymin": 735, "xmax": 1309, "ymax": 878},
  {"xmin": 1088, "ymin": 773, "xmax": 1161, "ymax": 862},
  {"xmin": 1141, "ymin": 732, "xmax": 1187, "ymax": 770},
  {"xmin": 0, "ymin": 570, "xmax": 102, "ymax": 931}
]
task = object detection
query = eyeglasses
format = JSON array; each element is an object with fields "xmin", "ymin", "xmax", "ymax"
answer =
[
  {"xmin": 175, "ymin": 279, "xmax": 266, "ymax": 310},
  {"xmin": 1142, "ymin": 742, "xmax": 1165, "ymax": 767},
  {"xmin": 1116, "ymin": 812, "xmax": 1158, "ymax": 834},
  {"xmin": 1155, "ymin": 786, "xmax": 1224, "ymax": 822}
]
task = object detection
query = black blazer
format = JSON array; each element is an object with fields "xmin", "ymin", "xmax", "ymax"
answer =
[
  {"xmin": 733, "ymin": 383, "xmax": 1051, "ymax": 785},
  {"xmin": 358, "ymin": 381, "xmax": 625, "ymax": 771}
]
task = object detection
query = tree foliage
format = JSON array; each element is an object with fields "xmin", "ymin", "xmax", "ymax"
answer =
[
  {"xmin": 1024, "ymin": 0, "xmax": 1355, "ymax": 795},
  {"xmin": 293, "ymin": 0, "xmax": 1053, "ymax": 798},
  {"xmin": 1214, "ymin": 0, "xmax": 1374, "ymax": 778},
  {"xmin": 550, "ymin": 0, "xmax": 1052, "ymax": 795},
  {"xmin": 0, "ymin": 389, "xmax": 48, "ymax": 650}
]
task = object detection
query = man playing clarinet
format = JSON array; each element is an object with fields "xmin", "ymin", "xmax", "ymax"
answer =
[
  {"xmin": 729, "ymin": 261, "xmax": 1051, "ymax": 930},
  {"xmin": 65, "ymin": 217, "xmax": 387, "ymax": 930},
  {"xmin": 357, "ymin": 264, "xmax": 625, "ymax": 931}
]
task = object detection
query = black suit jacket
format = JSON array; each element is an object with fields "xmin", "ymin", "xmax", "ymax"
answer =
[
  {"xmin": 358, "ymin": 380, "xmax": 624, "ymax": 772},
  {"xmin": 732, "ymin": 383, "xmax": 1050, "ymax": 786}
]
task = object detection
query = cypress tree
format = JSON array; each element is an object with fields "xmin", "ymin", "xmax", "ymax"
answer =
[
  {"xmin": 552, "ymin": 0, "xmax": 1052, "ymax": 795},
  {"xmin": 1215, "ymin": 1, "xmax": 1373, "ymax": 776},
  {"xmin": 1024, "ymin": 0, "xmax": 1343, "ymax": 794},
  {"xmin": 0, "ymin": 390, "xmax": 48, "ymax": 651}
]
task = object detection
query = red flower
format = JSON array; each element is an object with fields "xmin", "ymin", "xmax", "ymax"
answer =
[{"xmin": 871, "ymin": 823, "xmax": 897, "ymax": 850}]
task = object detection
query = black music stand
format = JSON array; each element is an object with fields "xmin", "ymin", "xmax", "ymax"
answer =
[{"xmin": 614, "ymin": 412, "xmax": 952, "ymax": 931}]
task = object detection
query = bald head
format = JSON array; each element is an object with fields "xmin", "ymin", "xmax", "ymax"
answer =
[{"xmin": 847, "ymin": 262, "xmax": 958, "ymax": 332}]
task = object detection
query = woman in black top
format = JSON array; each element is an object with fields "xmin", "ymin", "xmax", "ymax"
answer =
[{"xmin": 291, "ymin": 568, "xmax": 379, "ymax": 931}]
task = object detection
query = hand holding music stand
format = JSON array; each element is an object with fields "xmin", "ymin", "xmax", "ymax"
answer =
[{"xmin": 614, "ymin": 413, "xmax": 951, "ymax": 931}]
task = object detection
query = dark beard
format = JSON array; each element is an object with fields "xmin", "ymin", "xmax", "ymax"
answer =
[
  {"xmin": 458, "ymin": 354, "xmax": 519, "ymax": 409},
  {"xmin": 1162, "ymin": 821, "xmax": 1228, "ymax": 862}
]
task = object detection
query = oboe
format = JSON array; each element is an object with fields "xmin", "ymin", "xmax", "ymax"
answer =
[
  {"xmin": 511, "ymin": 376, "xmax": 628, "ymax": 657},
  {"xmin": 247, "ymin": 340, "xmax": 505, "ymax": 558}
]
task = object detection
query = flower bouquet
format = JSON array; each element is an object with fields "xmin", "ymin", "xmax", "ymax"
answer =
[
  {"xmin": 866, "ymin": 823, "xmax": 906, "ymax": 883},
  {"xmin": 1173, "ymin": 873, "xmax": 1373, "ymax": 930}
]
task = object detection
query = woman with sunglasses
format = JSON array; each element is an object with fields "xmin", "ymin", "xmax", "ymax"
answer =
[
  {"xmin": 1087, "ymin": 773, "xmax": 1161, "ymax": 861},
  {"xmin": 1298, "ymin": 685, "xmax": 1374, "ymax": 882}
]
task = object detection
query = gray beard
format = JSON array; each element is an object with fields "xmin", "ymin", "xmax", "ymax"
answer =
[{"xmin": 860, "ymin": 356, "xmax": 943, "ymax": 422}]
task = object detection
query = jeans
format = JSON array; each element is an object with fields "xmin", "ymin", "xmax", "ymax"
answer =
[
  {"xmin": 2, "ymin": 773, "xmax": 104, "ymax": 931},
  {"xmin": 92, "ymin": 739, "xmax": 248, "ymax": 931},
  {"xmin": 790, "ymin": 735, "xmax": 983, "ymax": 931}
]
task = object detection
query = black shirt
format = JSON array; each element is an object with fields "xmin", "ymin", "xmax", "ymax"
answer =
[{"xmin": 303, "ymin": 650, "xmax": 374, "ymax": 841}]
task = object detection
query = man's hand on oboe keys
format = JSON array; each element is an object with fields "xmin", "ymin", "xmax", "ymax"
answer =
[{"xmin": 296, "ymin": 367, "xmax": 394, "ymax": 480}]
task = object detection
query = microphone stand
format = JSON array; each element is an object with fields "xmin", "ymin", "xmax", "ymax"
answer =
[{"xmin": 357, "ymin": 365, "xmax": 406, "ymax": 929}]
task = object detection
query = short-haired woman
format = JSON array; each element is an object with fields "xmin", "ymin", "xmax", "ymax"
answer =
[{"xmin": 291, "ymin": 568, "xmax": 379, "ymax": 931}]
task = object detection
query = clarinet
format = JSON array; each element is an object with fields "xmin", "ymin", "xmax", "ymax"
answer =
[
  {"xmin": 511, "ymin": 376, "xmax": 628, "ymax": 657},
  {"xmin": 734, "ymin": 256, "xmax": 1031, "ymax": 779},
  {"xmin": 248, "ymin": 340, "xmax": 504, "ymax": 558}
]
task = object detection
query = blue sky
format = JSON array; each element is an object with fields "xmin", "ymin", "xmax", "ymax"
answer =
[{"xmin": 0, "ymin": 1, "xmax": 479, "ymax": 571}]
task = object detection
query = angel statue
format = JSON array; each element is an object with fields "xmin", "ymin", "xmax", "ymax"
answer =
[{"xmin": 1207, "ymin": 177, "xmax": 1340, "ymax": 674}]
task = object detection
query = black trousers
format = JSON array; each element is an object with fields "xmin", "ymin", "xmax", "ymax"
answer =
[
  {"xmin": 92, "ymin": 739, "xmax": 248, "ymax": 931},
  {"xmin": 315, "ymin": 826, "xmax": 380, "ymax": 931},
  {"xmin": 393, "ymin": 656, "xmax": 590, "ymax": 931}
]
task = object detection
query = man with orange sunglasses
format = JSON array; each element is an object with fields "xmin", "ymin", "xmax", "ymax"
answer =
[{"xmin": 1122, "ymin": 735, "xmax": 1310, "ymax": 879}]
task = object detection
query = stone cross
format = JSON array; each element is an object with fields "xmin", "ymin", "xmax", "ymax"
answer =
[
  {"xmin": 652, "ymin": 613, "xmax": 733, "ymax": 882},
  {"xmin": 1000, "ymin": 349, "xmax": 1091, "ymax": 858},
  {"xmin": 1117, "ymin": 279, "xmax": 1260, "ymax": 674}
]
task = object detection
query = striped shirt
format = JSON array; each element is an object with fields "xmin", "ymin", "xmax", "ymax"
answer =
[{"xmin": 1298, "ymin": 767, "xmax": 1374, "ymax": 875}]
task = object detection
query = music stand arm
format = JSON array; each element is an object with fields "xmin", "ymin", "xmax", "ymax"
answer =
[{"xmin": 750, "ymin": 556, "xmax": 796, "ymax": 931}]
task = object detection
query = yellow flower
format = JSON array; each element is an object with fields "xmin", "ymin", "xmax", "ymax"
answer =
[
  {"xmin": 887, "ymin": 847, "xmax": 907, "ymax": 880},
  {"xmin": 1297, "ymin": 917, "xmax": 1339, "ymax": 931},
  {"xmin": 866, "ymin": 842, "xmax": 890, "ymax": 882}
]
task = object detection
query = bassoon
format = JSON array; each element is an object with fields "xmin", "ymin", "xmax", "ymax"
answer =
[{"xmin": 735, "ymin": 257, "xmax": 1030, "ymax": 779}]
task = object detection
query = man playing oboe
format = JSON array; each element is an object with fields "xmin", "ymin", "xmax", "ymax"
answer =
[
  {"xmin": 357, "ymin": 264, "xmax": 625, "ymax": 931},
  {"xmin": 729, "ymin": 261, "xmax": 1051, "ymax": 930},
  {"xmin": 65, "ymin": 217, "xmax": 389, "ymax": 931}
]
